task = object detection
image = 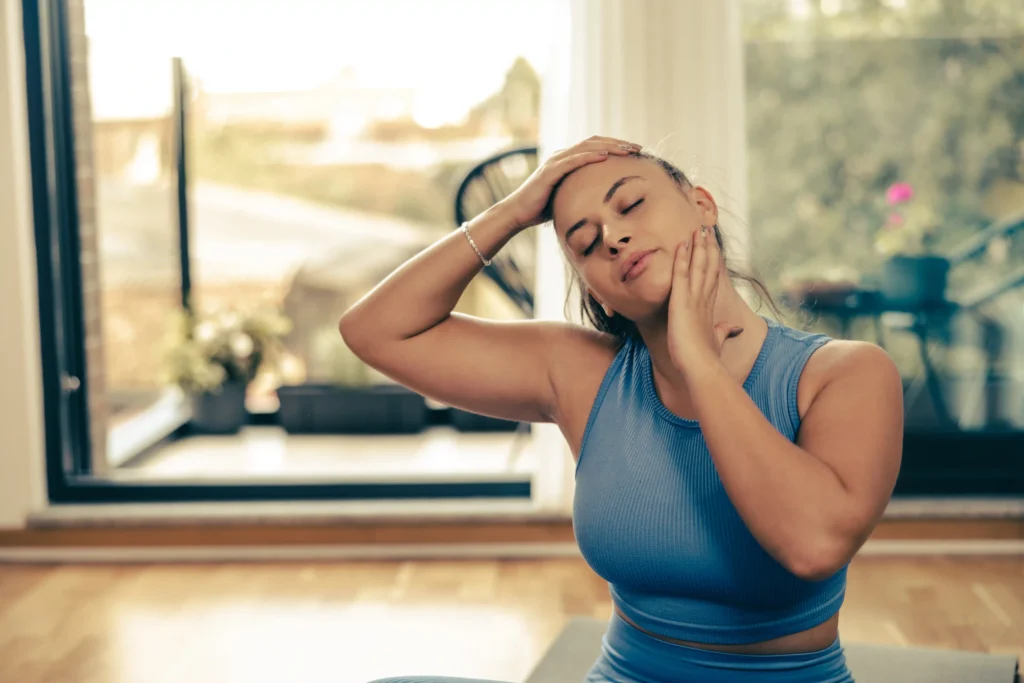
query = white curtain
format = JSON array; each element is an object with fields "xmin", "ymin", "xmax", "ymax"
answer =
[
  {"xmin": 530, "ymin": 0, "xmax": 749, "ymax": 515},
  {"xmin": 0, "ymin": 0, "xmax": 46, "ymax": 528}
]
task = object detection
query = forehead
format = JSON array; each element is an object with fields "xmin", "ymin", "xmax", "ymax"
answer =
[{"xmin": 551, "ymin": 155, "xmax": 657, "ymax": 231}]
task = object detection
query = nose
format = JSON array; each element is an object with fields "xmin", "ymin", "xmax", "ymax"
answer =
[{"xmin": 601, "ymin": 223, "xmax": 630, "ymax": 255}]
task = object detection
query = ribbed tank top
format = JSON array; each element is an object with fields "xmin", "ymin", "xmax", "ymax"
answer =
[{"xmin": 573, "ymin": 317, "xmax": 846, "ymax": 645}]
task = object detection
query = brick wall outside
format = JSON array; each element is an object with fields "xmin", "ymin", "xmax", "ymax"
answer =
[{"xmin": 66, "ymin": 0, "xmax": 108, "ymax": 472}]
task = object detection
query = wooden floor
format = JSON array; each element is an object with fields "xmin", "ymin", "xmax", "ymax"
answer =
[{"xmin": 0, "ymin": 556, "xmax": 1021, "ymax": 683}]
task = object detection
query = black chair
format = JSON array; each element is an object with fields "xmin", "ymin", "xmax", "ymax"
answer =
[{"xmin": 453, "ymin": 146, "xmax": 539, "ymax": 317}]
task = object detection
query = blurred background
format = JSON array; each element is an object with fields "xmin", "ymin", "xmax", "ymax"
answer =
[
  {"xmin": 0, "ymin": 1, "xmax": 1022, "ymax": 680},
  {"xmin": 78, "ymin": 0, "xmax": 551, "ymax": 481},
  {"xmin": 66, "ymin": 0, "xmax": 1024, "ymax": 486}
]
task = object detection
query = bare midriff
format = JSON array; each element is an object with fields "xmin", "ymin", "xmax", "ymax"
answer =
[{"xmin": 614, "ymin": 605, "xmax": 840, "ymax": 655}]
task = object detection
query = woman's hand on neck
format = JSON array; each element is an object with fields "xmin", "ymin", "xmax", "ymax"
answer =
[{"xmin": 640, "ymin": 277, "xmax": 767, "ymax": 400}]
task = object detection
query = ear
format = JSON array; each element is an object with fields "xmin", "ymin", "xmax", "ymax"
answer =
[
  {"xmin": 691, "ymin": 186, "xmax": 719, "ymax": 228},
  {"xmin": 586, "ymin": 288, "xmax": 614, "ymax": 318}
]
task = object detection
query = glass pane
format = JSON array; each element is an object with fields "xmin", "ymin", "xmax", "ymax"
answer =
[
  {"xmin": 76, "ymin": 0, "xmax": 555, "ymax": 484},
  {"xmin": 73, "ymin": 3, "xmax": 187, "ymax": 474},
  {"xmin": 743, "ymin": 1, "xmax": 1024, "ymax": 433}
]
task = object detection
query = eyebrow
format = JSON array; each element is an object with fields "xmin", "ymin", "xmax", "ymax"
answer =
[{"xmin": 564, "ymin": 176, "xmax": 643, "ymax": 243}]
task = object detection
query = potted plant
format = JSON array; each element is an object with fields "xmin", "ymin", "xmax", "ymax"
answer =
[
  {"xmin": 165, "ymin": 307, "xmax": 292, "ymax": 434},
  {"xmin": 276, "ymin": 327, "xmax": 427, "ymax": 434},
  {"xmin": 874, "ymin": 182, "xmax": 950, "ymax": 309}
]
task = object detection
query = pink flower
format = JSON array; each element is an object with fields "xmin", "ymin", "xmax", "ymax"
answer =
[
  {"xmin": 886, "ymin": 212, "xmax": 905, "ymax": 230},
  {"xmin": 887, "ymin": 182, "xmax": 914, "ymax": 205}
]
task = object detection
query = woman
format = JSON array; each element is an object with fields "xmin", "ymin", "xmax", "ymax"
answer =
[{"xmin": 343, "ymin": 136, "xmax": 904, "ymax": 683}]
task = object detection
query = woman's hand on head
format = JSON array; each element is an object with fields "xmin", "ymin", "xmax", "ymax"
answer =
[{"xmin": 498, "ymin": 136, "xmax": 642, "ymax": 232}]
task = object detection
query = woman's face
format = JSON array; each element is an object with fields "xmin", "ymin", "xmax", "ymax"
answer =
[{"xmin": 551, "ymin": 155, "xmax": 718, "ymax": 323}]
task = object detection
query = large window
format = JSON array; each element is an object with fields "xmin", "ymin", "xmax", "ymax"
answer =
[
  {"xmin": 28, "ymin": 0, "xmax": 1023, "ymax": 503},
  {"xmin": 26, "ymin": 0, "xmax": 556, "ymax": 501},
  {"xmin": 744, "ymin": 0, "xmax": 1024, "ymax": 491}
]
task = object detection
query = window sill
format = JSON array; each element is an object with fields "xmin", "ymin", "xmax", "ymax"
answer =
[
  {"xmin": 882, "ymin": 496, "xmax": 1024, "ymax": 520},
  {"xmin": 23, "ymin": 495, "xmax": 1024, "ymax": 530},
  {"xmin": 27, "ymin": 496, "xmax": 563, "ymax": 528},
  {"xmin": 105, "ymin": 389, "xmax": 190, "ymax": 469}
]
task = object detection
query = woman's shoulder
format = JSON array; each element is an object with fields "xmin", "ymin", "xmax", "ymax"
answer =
[
  {"xmin": 795, "ymin": 334, "xmax": 897, "ymax": 418},
  {"xmin": 770, "ymin": 317, "xmax": 832, "ymax": 345},
  {"xmin": 546, "ymin": 322, "xmax": 624, "ymax": 390},
  {"xmin": 805, "ymin": 337, "xmax": 895, "ymax": 381},
  {"xmin": 538, "ymin": 320, "xmax": 623, "ymax": 364},
  {"xmin": 769, "ymin": 314, "xmax": 890, "ymax": 373}
]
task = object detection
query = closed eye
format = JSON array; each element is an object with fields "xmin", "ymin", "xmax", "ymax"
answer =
[{"xmin": 622, "ymin": 198, "xmax": 644, "ymax": 214}]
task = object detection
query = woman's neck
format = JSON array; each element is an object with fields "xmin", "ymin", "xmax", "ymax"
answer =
[{"xmin": 638, "ymin": 283, "xmax": 769, "ymax": 419}]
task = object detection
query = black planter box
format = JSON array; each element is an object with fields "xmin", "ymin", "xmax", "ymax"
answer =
[
  {"xmin": 277, "ymin": 383, "xmax": 427, "ymax": 434},
  {"xmin": 190, "ymin": 381, "xmax": 248, "ymax": 435},
  {"xmin": 449, "ymin": 407, "xmax": 523, "ymax": 432}
]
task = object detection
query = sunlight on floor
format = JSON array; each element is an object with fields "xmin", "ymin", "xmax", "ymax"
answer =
[{"xmin": 115, "ymin": 426, "xmax": 537, "ymax": 481}]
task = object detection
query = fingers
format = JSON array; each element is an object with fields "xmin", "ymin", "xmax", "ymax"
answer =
[
  {"xmin": 549, "ymin": 136, "xmax": 642, "ymax": 163},
  {"xmin": 552, "ymin": 150, "xmax": 611, "ymax": 177},
  {"xmin": 672, "ymin": 237, "xmax": 691, "ymax": 280},
  {"xmin": 671, "ymin": 237, "xmax": 693, "ymax": 305},
  {"xmin": 538, "ymin": 150, "xmax": 613, "ymax": 201},
  {"xmin": 705, "ymin": 225, "xmax": 722, "ymax": 295},
  {"xmin": 589, "ymin": 135, "xmax": 642, "ymax": 154},
  {"xmin": 578, "ymin": 135, "xmax": 642, "ymax": 153},
  {"xmin": 689, "ymin": 225, "xmax": 723, "ymax": 301},
  {"xmin": 690, "ymin": 227, "xmax": 708, "ymax": 297}
]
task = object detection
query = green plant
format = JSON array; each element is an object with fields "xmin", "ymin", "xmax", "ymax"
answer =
[
  {"xmin": 744, "ymin": 25, "xmax": 1023, "ymax": 294},
  {"xmin": 164, "ymin": 307, "xmax": 292, "ymax": 394}
]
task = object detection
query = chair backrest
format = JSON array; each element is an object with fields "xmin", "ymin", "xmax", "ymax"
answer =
[{"xmin": 454, "ymin": 146, "xmax": 539, "ymax": 317}]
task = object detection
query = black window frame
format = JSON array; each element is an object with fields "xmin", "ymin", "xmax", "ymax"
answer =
[
  {"xmin": 21, "ymin": 0, "xmax": 1022, "ymax": 504},
  {"xmin": 22, "ymin": 0, "xmax": 530, "ymax": 503}
]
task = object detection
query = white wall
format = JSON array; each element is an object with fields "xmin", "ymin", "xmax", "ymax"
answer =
[{"xmin": 0, "ymin": 0, "xmax": 46, "ymax": 529}]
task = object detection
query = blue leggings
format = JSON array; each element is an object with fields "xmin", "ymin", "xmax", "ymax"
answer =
[{"xmin": 369, "ymin": 612, "xmax": 854, "ymax": 683}]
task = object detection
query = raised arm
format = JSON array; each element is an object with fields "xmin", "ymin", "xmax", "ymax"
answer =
[{"xmin": 339, "ymin": 137, "xmax": 641, "ymax": 423}]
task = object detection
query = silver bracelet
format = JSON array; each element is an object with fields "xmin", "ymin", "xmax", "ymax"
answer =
[{"xmin": 460, "ymin": 222, "xmax": 492, "ymax": 266}]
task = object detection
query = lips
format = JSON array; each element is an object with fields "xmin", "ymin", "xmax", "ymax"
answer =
[{"xmin": 621, "ymin": 249, "xmax": 656, "ymax": 282}]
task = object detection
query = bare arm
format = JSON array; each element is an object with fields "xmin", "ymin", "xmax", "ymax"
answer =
[
  {"xmin": 340, "ymin": 204, "xmax": 568, "ymax": 422},
  {"xmin": 689, "ymin": 342, "xmax": 903, "ymax": 581},
  {"xmin": 666, "ymin": 221, "xmax": 902, "ymax": 581},
  {"xmin": 339, "ymin": 137, "xmax": 641, "ymax": 423}
]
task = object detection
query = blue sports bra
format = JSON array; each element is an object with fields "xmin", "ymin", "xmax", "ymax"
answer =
[{"xmin": 573, "ymin": 318, "xmax": 845, "ymax": 645}]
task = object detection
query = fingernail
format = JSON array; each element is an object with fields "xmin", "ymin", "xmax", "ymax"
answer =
[{"xmin": 599, "ymin": 151, "xmax": 609, "ymax": 156}]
